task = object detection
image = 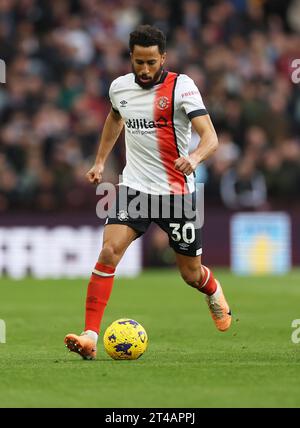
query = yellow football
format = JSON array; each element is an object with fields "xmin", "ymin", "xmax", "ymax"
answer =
[{"xmin": 103, "ymin": 318, "xmax": 148, "ymax": 360}]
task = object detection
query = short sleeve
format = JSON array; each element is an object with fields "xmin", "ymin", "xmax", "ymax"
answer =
[
  {"xmin": 178, "ymin": 75, "xmax": 208, "ymax": 120},
  {"xmin": 109, "ymin": 80, "xmax": 119, "ymax": 114}
]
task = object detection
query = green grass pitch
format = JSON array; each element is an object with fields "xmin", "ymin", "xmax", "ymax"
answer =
[{"xmin": 1, "ymin": 269, "xmax": 300, "ymax": 408}]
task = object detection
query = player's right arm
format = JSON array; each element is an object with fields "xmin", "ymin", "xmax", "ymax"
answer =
[{"xmin": 86, "ymin": 109, "xmax": 124, "ymax": 185}]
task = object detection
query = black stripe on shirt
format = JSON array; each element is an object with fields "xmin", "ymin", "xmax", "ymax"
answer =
[{"xmin": 187, "ymin": 109, "xmax": 208, "ymax": 120}]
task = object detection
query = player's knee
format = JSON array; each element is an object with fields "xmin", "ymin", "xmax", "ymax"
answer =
[{"xmin": 99, "ymin": 246, "xmax": 119, "ymax": 267}]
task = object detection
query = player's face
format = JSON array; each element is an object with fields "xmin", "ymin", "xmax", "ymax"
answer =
[{"xmin": 131, "ymin": 45, "xmax": 166, "ymax": 89}]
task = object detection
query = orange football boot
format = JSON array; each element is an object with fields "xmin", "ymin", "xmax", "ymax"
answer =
[
  {"xmin": 206, "ymin": 281, "xmax": 232, "ymax": 332},
  {"xmin": 64, "ymin": 333, "xmax": 97, "ymax": 360}
]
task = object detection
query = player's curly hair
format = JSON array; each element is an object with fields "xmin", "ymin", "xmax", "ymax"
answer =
[{"xmin": 129, "ymin": 25, "xmax": 166, "ymax": 54}]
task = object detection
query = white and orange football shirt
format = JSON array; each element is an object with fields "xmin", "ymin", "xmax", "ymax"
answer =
[{"xmin": 109, "ymin": 71, "xmax": 208, "ymax": 195}]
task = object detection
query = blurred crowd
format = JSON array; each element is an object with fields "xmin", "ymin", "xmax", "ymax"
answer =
[{"xmin": 1, "ymin": 0, "xmax": 300, "ymax": 213}]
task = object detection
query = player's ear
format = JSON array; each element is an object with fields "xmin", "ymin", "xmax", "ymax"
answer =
[{"xmin": 161, "ymin": 53, "xmax": 166, "ymax": 66}]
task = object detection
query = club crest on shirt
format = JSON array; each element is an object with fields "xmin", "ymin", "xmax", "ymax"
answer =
[
  {"xmin": 117, "ymin": 210, "xmax": 129, "ymax": 221},
  {"xmin": 157, "ymin": 96, "xmax": 169, "ymax": 110}
]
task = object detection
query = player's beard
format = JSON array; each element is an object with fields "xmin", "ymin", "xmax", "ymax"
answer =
[{"xmin": 133, "ymin": 65, "xmax": 164, "ymax": 89}]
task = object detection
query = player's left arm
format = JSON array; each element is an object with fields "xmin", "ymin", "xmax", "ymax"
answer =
[{"xmin": 174, "ymin": 114, "xmax": 218, "ymax": 175}]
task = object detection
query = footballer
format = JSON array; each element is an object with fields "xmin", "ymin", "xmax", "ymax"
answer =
[{"xmin": 65, "ymin": 25, "xmax": 232, "ymax": 360}]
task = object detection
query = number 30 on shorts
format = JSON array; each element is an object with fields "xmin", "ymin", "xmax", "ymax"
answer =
[{"xmin": 169, "ymin": 223, "xmax": 195, "ymax": 243}]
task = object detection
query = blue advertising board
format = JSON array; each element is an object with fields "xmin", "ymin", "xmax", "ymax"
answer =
[{"xmin": 231, "ymin": 213, "xmax": 291, "ymax": 275}]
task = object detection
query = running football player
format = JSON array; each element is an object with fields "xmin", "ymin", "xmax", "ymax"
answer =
[{"xmin": 65, "ymin": 25, "xmax": 231, "ymax": 360}]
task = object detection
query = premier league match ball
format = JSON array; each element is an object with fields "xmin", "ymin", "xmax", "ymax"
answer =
[{"xmin": 103, "ymin": 318, "xmax": 148, "ymax": 360}]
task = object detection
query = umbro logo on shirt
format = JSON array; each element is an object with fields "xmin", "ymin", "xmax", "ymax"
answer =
[{"xmin": 120, "ymin": 100, "xmax": 128, "ymax": 107}]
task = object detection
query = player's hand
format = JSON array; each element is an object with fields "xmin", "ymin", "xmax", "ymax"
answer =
[
  {"xmin": 174, "ymin": 155, "xmax": 198, "ymax": 175},
  {"xmin": 86, "ymin": 164, "xmax": 104, "ymax": 185}
]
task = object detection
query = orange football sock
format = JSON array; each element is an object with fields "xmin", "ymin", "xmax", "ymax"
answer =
[
  {"xmin": 84, "ymin": 262, "xmax": 115, "ymax": 334},
  {"xmin": 197, "ymin": 265, "xmax": 217, "ymax": 296}
]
